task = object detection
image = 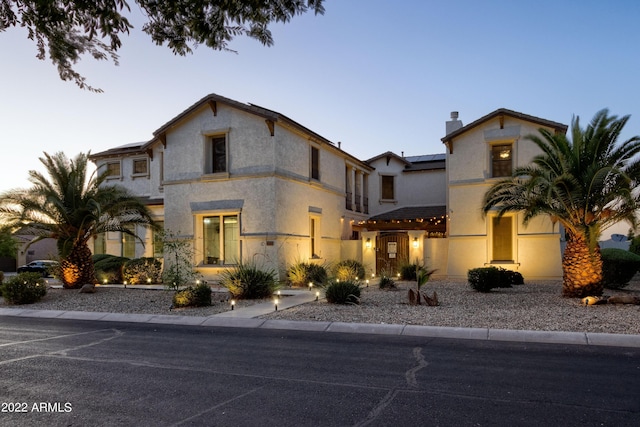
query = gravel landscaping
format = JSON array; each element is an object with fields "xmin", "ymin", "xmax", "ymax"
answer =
[{"xmin": 1, "ymin": 279, "xmax": 639, "ymax": 335}]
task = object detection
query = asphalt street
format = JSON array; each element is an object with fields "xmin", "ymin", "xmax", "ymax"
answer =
[{"xmin": 1, "ymin": 316, "xmax": 639, "ymax": 426}]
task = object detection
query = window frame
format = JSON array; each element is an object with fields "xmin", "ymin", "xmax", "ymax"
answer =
[
  {"xmin": 490, "ymin": 143, "xmax": 513, "ymax": 178},
  {"xmin": 380, "ymin": 174, "xmax": 396, "ymax": 201},
  {"xmin": 105, "ymin": 161, "xmax": 121, "ymax": 179},
  {"xmin": 310, "ymin": 145, "xmax": 320, "ymax": 181},
  {"xmin": 490, "ymin": 215, "xmax": 514, "ymax": 262},
  {"xmin": 202, "ymin": 213, "xmax": 240, "ymax": 266},
  {"xmin": 202, "ymin": 131, "xmax": 230, "ymax": 177},
  {"xmin": 132, "ymin": 157, "xmax": 149, "ymax": 177},
  {"xmin": 309, "ymin": 215, "xmax": 320, "ymax": 258}
]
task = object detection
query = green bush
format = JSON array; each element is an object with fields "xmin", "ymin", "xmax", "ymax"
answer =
[
  {"xmin": 123, "ymin": 257, "xmax": 162, "ymax": 284},
  {"xmin": 333, "ymin": 259, "xmax": 366, "ymax": 281},
  {"xmin": 1, "ymin": 273, "xmax": 47, "ymax": 304},
  {"xmin": 93, "ymin": 254, "xmax": 129, "ymax": 283},
  {"xmin": 629, "ymin": 236, "xmax": 640, "ymax": 257},
  {"xmin": 325, "ymin": 280, "xmax": 361, "ymax": 304},
  {"xmin": 378, "ymin": 275, "xmax": 397, "ymax": 290},
  {"xmin": 221, "ymin": 263, "xmax": 278, "ymax": 299},
  {"xmin": 468, "ymin": 267, "xmax": 501, "ymax": 292},
  {"xmin": 172, "ymin": 283, "xmax": 212, "ymax": 308},
  {"xmin": 287, "ymin": 261, "xmax": 328, "ymax": 287},
  {"xmin": 399, "ymin": 261, "xmax": 424, "ymax": 281},
  {"xmin": 601, "ymin": 248, "xmax": 640, "ymax": 290},
  {"xmin": 468, "ymin": 267, "xmax": 523, "ymax": 292}
]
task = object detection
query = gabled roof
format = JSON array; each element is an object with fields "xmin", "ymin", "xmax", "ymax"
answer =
[
  {"xmin": 90, "ymin": 93, "xmax": 373, "ymax": 171},
  {"xmin": 366, "ymin": 152, "xmax": 446, "ymax": 172},
  {"xmin": 441, "ymin": 108, "xmax": 568, "ymax": 146},
  {"xmin": 366, "ymin": 151, "xmax": 411, "ymax": 166}
]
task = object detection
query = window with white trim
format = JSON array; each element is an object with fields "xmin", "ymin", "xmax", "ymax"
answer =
[
  {"xmin": 203, "ymin": 215, "xmax": 239, "ymax": 265},
  {"xmin": 204, "ymin": 135, "xmax": 228, "ymax": 175}
]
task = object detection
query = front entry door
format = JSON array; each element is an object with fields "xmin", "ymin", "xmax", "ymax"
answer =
[{"xmin": 376, "ymin": 232, "xmax": 409, "ymax": 275}]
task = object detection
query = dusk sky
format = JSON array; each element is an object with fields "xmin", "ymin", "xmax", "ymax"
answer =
[{"xmin": 2, "ymin": 0, "xmax": 639, "ymax": 193}]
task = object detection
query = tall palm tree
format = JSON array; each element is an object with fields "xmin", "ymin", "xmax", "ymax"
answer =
[
  {"xmin": 0, "ymin": 152, "xmax": 156, "ymax": 288},
  {"xmin": 482, "ymin": 109, "xmax": 640, "ymax": 298}
]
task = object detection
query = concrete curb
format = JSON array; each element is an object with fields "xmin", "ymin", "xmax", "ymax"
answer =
[{"xmin": 1, "ymin": 307, "xmax": 639, "ymax": 348}]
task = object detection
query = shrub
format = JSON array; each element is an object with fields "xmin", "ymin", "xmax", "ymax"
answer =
[
  {"xmin": 333, "ymin": 259, "xmax": 365, "ymax": 281},
  {"xmin": 468, "ymin": 267, "xmax": 501, "ymax": 292},
  {"xmin": 93, "ymin": 254, "xmax": 129, "ymax": 283},
  {"xmin": 468, "ymin": 267, "xmax": 523, "ymax": 292},
  {"xmin": 325, "ymin": 280, "xmax": 361, "ymax": 304},
  {"xmin": 221, "ymin": 263, "xmax": 278, "ymax": 299},
  {"xmin": 601, "ymin": 248, "xmax": 640, "ymax": 290},
  {"xmin": 399, "ymin": 261, "xmax": 424, "ymax": 281},
  {"xmin": 172, "ymin": 283, "xmax": 212, "ymax": 308},
  {"xmin": 1, "ymin": 273, "xmax": 47, "ymax": 304},
  {"xmin": 629, "ymin": 236, "xmax": 640, "ymax": 257},
  {"xmin": 287, "ymin": 261, "xmax": 328, "ymax": 287},
  {"xmin": 378, "ymin": 275, "xmax": 397, "ymax": 289},
  {"xmin": 123, "ymin": 257, "xmax": 162, "ymax": 284}
]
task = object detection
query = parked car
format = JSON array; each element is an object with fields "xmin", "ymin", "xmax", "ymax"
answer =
[{"xmin": 16, "ymin": 260, "xmax": 58, "ymax": 277}]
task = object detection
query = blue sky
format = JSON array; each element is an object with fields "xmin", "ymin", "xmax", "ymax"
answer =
[{"xmin": 2, "ymin": 0, "xmax": 640, "ymax": 193}]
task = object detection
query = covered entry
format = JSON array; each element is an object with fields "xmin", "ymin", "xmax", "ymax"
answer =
[
  {"xmin": 376, "ymin": 232, "xmax": 409, "ymax": 275},
  {"xmin": 361, "ymin": 205, "xmax": 447, "ymax": 275}
]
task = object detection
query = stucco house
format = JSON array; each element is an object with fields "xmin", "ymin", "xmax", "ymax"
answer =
[
  {"xmin": 441, "ymin": 109, "xmax": 567, "ymax": 279},
  {"xmin": 89, "ymin": 93, "xmax": 373, "ymax": 280},
  {"xmin": 90, "ymin": 93, "xmax": 571, "ymax": 282}
]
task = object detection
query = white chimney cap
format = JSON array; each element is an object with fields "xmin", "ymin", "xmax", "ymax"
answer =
[{"xmin": 450, "ymin": 111, "xmax": 459, "ymax": 120}]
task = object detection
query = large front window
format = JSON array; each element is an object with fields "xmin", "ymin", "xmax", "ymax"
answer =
[
  {"xmin": 204, "ymin": 215, "xmax": 239, "ymax": 265},
  {"xmin": 491, "ymin": 144, "xmax": 512, "ymax": 177}
]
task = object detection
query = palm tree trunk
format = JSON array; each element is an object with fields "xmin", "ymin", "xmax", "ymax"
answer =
[
  {"xmin": 60, "ymin": 241, "xmax": 96, "ymax": 289},
  {"xmin": 562, "ymin": 234, "xmax": 603, "ymax": 298}
]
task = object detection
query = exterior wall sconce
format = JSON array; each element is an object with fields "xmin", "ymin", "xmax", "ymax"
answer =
[
  {"xmin": 365, "ymin": 238, "xmax": 372, "ymax": 249},
  {"xmin": 413, "ymin": 237, "xmax": 419, "ymax": 248}
]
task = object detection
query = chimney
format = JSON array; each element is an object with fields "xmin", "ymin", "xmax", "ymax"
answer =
[{"xmin": 446, "ymin": 111, "xmax": 463, "ymax": 135}]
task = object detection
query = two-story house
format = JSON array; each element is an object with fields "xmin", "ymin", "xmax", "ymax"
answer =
[
  {"xmin": 89, "ymin": 93, "xmax": 372, "ymax": 281},
  {"xmin": 91, "ymin": 94, "xmax": 571, "ymax": 282},
  {"xmin": 441, "ymin": 109, "xmax": 567, "ymax": 279}
]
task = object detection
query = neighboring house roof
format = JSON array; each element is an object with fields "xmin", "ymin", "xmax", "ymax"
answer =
[
  {"xmin": 363, "ymin": 205, "xmax": 447, "ymax": 232},
  {"xmin": 90, "ymin": 142, "xmax": 147, "ymax": 159},
  {"xmin": 441, "ymin": 108, "xmax": 568, "ymax": 148}
]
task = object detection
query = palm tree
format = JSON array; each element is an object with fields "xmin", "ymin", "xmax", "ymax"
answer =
[
  {"xmin": 482, "ymin": 109, "xmax": 640, "ymax": 298},
  {"xmin": 0, "ymin": 152, "xmax": 156, "ymax": 288}
]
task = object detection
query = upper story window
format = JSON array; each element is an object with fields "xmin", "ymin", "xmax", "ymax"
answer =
[
  {"xmin": 132, "ymin": 158, "xmax": 148, "ymax": 176},
  {"xmin": 381, "ymin": 175, "xmax": 395, "ymax": 200},
  {"xmin": 311, "ymin": 146, "xmax": 320, "ymax": 180},
  {"xmin": 212, "ymin": 136, "xmax": 226, "ymax": 173},
  {"xmin": 491, "ymin": 144, "xmax": 513, "ymax": 178},
  {"xmin": 205, "ymin": 135, "xmax": 228, "ymax": 175},
  {"xmin": 106, "ymin": 161, "xmax": 121, "ymax": 179}
]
